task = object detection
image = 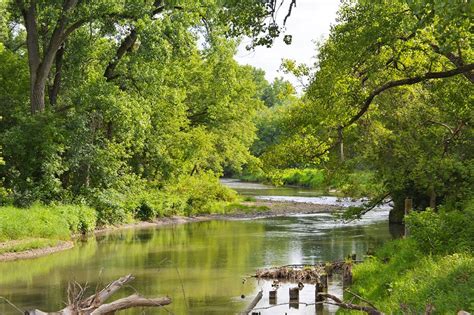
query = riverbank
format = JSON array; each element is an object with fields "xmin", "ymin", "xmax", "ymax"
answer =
[
  {"xmin": 349, "ymin": 206, "xmax": 474, "ymax": 313},
  {"xmin": 0, "ymin": 240, "xmax": 73, "ymax": 262},
  {"xmin": 0, "ymin": 199, "xmax": 340, "ymax": 261}
]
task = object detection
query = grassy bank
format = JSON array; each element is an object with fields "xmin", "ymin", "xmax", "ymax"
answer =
[
  {"xmin": 0, "ymin": 176, "xmax": 246, "ymax": 255},
  {"xmin": 0, "ymin": 204, "xmax": 96, "ymax": 242},
  {"xmin": 239, "ymin": 168, "xmax": 380, "ymax": 197},
  {"xmin": 0, "ymin": 204, "xmax": 96, "ymax": 255},
  {"xmin": 347, "ymin": 205, "xmax": 474, "ymax": 313}
]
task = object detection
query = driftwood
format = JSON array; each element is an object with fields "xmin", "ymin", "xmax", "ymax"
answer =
[
  {"xmin": 318, "ymin": 292, "xmax": 383, "ymax": 315},
  {"xmin": 25, "ymin": 275, "xmax": 171, "ymax": 315},
  {"xmin": 240, "ymin": 290, "xmax": 263, "ymax": 315}
]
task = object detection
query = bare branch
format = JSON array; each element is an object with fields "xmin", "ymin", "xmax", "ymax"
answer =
[
  {"xmin": 90, "ymin": 294, "xmax": 171, "ymax": 315},
  {"xmin": 318, "ymin": 293, "xmax": 383, "ymax": 315},
  {"xmin": 283, "ymin": 0, "xmax": 296, "ymax": 25}
]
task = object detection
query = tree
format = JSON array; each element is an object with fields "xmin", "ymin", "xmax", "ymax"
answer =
[
  {"xmin": 0, "ymin": 0, "xmax": 271, "ymax": 206},
  {"xmin": 9, "ymin": 0, "xmax": 298, "ymax": 113},
  {"xmin": 265, "ymin": 0, "xmax": 473, "ymax": 218}
]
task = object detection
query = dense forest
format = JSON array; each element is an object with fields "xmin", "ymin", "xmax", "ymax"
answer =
[{"xmin": 0, "ymin": 0, "xmax": 473, "ymax": 314}]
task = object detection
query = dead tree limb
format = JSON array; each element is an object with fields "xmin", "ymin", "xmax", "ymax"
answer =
[
  {"xmin": 89, "ymin": 295, "xmax": 171, "ymax": 315},
  {"xmin": 25, "ymin": 274, "xmax": 171, "ymax": 315},
  {"xmin": 318, "ymin": 293, "xmax": 383, "ymax": 315},
  {"xmin": 240, "ymin": 290, "xmax": 263, "ymax": 315}
]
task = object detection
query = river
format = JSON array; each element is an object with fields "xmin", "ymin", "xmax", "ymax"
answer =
[{"xmin": 0, "ymin": 180, "xmax": 399, "ymax": 314}]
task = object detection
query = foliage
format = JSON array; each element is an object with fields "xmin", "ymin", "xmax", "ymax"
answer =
[
  {"xmin": 0, "ymin": 0, "xmax": 271, "ymax": 216},
  {"xmin": 51, "ymin": 204, "xmax": 97, "ymax": 234},
  {"xmin": 351, "ymin": 239, "xmax": 474, "ymax": 314},
  {"xmin": 255, "ymin": 0, "xmax": 474, "ymax": 215},
  {"xmin": 350, "ymin": 201, "xmax": 474, "ymax": 313},
  {"xmin": 406, "ymin": 204, "xmax": 474, "ymax": 255},
  {"xmin": 165, "ymin": 173, "xmax": 237, "ymax": 215},
  {"xmin": 87, "ymin": 189, "xmax": 131, "ymax": 226}
]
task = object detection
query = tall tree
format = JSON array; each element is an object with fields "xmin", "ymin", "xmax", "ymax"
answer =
[{"xmin": 10, "ymin": 0, "xmax": 298, "ymax": 113}]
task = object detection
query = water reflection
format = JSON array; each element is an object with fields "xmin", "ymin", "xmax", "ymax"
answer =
[
  {"xmin": 0, "ymin": 215, "xmax": 395, "ymax": 314},
  {"xmin": 0, "ymin": 180, "xmax": 397, "ymax": 314}
]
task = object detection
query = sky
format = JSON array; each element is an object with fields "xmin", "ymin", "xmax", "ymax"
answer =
[{"xmin": 234, "ymin": 0, "xmax": 341, "ymax": 89}]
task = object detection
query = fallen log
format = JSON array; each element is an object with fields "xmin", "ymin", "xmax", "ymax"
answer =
[
  {"xmin": 318, "ymin": 292, "xmax": 383, "ymax": 315},
  {"xmin": 25, "ymin": 274, "xmax": 171, "ymax": 315}
]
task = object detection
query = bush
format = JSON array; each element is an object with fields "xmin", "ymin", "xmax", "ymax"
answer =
[
  {"xmin": 51, "ymin": 204, "xmax": 96, "ymax": 234},
  {"xmin": 166, "ymin": 174, "xmax": 237, "ymax": 215},
  {"xmin": 88, "ymin": 189, "xmax": 130, "ymax": 225},
  {"xmin": 406, "ymin": 205, "xmax": 474, "ymax": 254},
  {"xmin": 272, "ymin": 168, "xmax": 326, "ymax": 188},
  {"xmin": 132, "ymin": 191, "xmax": 166, "ymax": 221}
]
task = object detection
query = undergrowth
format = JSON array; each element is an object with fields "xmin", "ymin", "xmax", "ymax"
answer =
[{"xmin": 348, "ymin": 203, "xmax": 474, "ymax": 314}]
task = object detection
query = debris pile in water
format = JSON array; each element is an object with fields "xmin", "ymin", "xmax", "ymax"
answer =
[
  {"xmin": 255, "ymin": 265, "xmax": 325, "ymax": 282},
  {"xmin": 255, "ymin": 261, "xmax": 354, "ymax": 282}
]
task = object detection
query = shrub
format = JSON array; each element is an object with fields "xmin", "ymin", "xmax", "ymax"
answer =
[
  {"xmin": 166, "ymin": 174, "xmax": 237, "ymax": 215},
  {"xmin": 133, "ymin": 191, "xmax": 166, "ymax": 221},
  {"xmin": 87, "ymin": 189, "xmax": 130, "ymax": 225},
  {"xmin": 406, "ymin": 205, "xmax": 474, "ymax": 254},
  {"xmin": 51, "ymin": 204, "xmax": 96, "ymax": 234}
]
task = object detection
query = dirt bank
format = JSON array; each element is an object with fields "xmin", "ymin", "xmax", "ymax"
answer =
[{"xmin": 0, "ymin": 240, "xmax": 74, "ymax": 262}]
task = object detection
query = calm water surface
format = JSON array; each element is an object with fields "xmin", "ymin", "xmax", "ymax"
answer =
[{"xmin": 0, "ymin": 180, "xmax": 398, "ymax": 314}]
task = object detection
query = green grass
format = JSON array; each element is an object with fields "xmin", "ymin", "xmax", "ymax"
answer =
[
  {"xmin": 0, "ymin": 204, "xmax": 97, "ymax": 242},
  {"xmin": 0, "ymin": 204, "xmax": 96, "ymax": 255},
  {"xmin": 350, "ymin": 239, "xmax": 474, "ymax": 314},
  {"xmin": 0, "ymin": 205, "xmax": 71, "ymax": 242},
  {"xmin": 0, "ymin": 238, "xmax": 61, "ymax": 254}
]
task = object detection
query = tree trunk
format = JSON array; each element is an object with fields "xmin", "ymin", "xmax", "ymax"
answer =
[
  {"xmin": 31, "ymin": 79, "xmax": 46, "ymax": 113},
  {"xmin": 429, "ymin": 187, "xmax": 436, "ymax": 210},
  {"xmin": 338, "ymin": 126, "xmax": 344, "ymax": 162},
  {"xmin": 17, "ymin": 0, "xmax": 80, "ymax": 114},
  {"xmin": 49, "ymin": 44, "xmax": 65, "ymax": 106}
]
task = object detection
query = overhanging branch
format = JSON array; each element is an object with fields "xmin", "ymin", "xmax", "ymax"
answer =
[{"xmin": 343, "ymin": 63, "xmax": 474, "ymax": 128}]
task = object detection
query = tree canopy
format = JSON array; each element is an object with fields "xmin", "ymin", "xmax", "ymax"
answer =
[{"xmin": 255, "ymin": 0, "xmax": 473, "ymax": 217}]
